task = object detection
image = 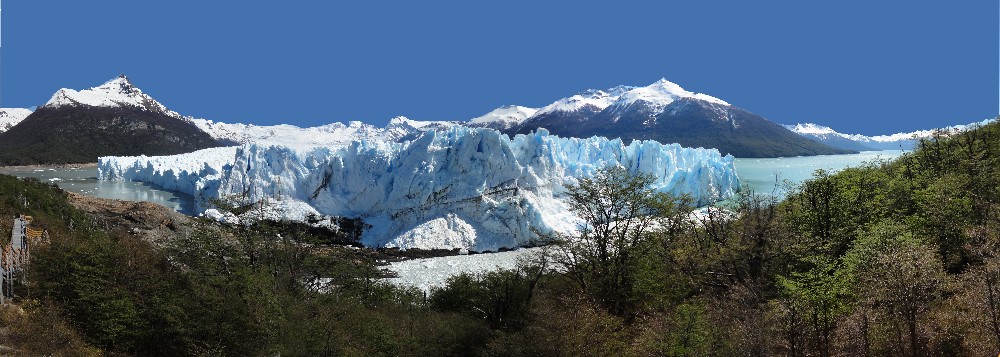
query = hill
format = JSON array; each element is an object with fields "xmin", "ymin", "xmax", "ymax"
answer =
[{"xmin": 0, "ymin": 75, "xmax": 218, "ymax": 165}]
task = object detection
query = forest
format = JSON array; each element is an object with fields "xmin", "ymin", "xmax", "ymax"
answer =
[{"xmin": 1, "ymin": 119, "xmax": 999, "ymax": 356}]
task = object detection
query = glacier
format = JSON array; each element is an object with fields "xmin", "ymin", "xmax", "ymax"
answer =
[{"xmin": 100, "ymin": 127, "xmax": 740, "ymax": 251}]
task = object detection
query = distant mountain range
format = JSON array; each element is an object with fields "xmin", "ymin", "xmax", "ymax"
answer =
[
  {"xmin": 464, "ymin": 79, "xmax": 852, "ymax": 157},
  {"xmin": 0, "ymin": 75, "xmax": 981, "ymax": 165},
  {"xmin": 783, "ymin": 119, "xmax": 996, "ymax": 151}
]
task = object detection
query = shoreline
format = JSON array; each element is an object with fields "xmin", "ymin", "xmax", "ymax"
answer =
[{"xmin": 0, "ymin": 162, "xmax": 99, "ymax": 170}]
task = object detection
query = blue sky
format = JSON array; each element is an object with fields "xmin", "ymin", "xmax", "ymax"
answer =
[{"xmin": 1, "ymin": 1, "xmax": 996, "ymax": 135}]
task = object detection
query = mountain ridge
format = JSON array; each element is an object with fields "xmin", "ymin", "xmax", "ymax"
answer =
[
  {"xmin": 505, "ymin": 80, "xmax": 853, "ymax": 157},
  {"xmin": 2, "ymin": 75, "xmax": 890, "ymax": 162},
  {"xmin": 783, "ymin": 119, "xmax": 996, "ymax": 151},
  {"xmin": 0, "ymin": 76, "xmax": 218, "ymax": 165}
]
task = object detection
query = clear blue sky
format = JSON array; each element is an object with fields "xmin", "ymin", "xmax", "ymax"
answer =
[{"xmin": 1, "ymin": 1, "xmax": 997, "ymax": 135}]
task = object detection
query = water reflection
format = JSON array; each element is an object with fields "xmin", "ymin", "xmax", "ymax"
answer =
[{"xmin": 0, "ymin": 166, "xmax": 197, "ymax": 215}]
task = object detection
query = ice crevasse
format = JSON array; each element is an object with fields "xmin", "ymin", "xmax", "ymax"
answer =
[{"xmin": 100, "ymin": 127, "xmax": 740, "ymax": 251}]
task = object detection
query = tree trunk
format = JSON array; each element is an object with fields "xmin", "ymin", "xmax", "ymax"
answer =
[
  {"xmin": 985, "ymin": 272, "xmax": 1000, "ymax": 351},
  {"xmin": 908, "ymin": 308, "xmax": 919, "ymax": 357}
]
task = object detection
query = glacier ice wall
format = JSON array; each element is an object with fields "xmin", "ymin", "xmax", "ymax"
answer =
[{"xmin": 100, "ymin": 127, "xmax": 740, "ymax": 251}]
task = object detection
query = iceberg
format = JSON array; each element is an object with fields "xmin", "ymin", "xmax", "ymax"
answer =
[{"xmin": 100, "ymin": 127, "xmax": 740, "ymax": 251}]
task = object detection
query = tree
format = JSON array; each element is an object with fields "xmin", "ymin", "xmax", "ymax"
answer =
[
  {"xmin": 552, "ymin": 165, "xmax": 688, "ymax": 317},
  {"xmin": 843, "ymin": 221, "xmax": 948, "ymax": 356},
  {"xmin": 776, "ymin": 256, "xmax": 851, "ymax": 357},
  {"xmin": 430, "ymin": 257, "xmax": 546, "ymax": 330}
]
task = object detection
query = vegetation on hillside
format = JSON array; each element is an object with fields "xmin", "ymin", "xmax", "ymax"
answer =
[
  {"xmin": 1, "ymin": 118, "xmax": 998, "ymax": 355},
  {"xmin": 0, "ymin": 106, "xmax": 218, "ymax": 165}
]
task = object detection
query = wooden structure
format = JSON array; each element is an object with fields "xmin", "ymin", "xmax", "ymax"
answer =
[{"xmin": 1, "ymin": 215, "xmax": 45, "ymax": 304}]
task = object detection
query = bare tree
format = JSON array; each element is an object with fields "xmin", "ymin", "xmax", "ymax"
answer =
[{"xmin": 552, "ymin": 165, "xmax": 688, "ymax": 316}]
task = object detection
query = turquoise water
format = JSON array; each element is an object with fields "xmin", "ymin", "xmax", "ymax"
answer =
[
  {"xmin": 734, "ymin": 150, "xmax": 907, "ymax": 197},
  {"xmin": 0, "ymin": 166, "xmax": 197, "ymax": 215}
]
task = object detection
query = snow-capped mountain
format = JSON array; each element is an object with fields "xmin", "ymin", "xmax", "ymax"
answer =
[
  {"xmin": 533, "ymin": 86, "xmax": 632, "ymax": 117},
  {"xmin": 0, "ymin": 108, "xmax": 33, "ymax": 133},
  {"xmin": 603, "ymin": 78, "xmax": 729, "ymax": 123},
  {"xmin": 510, "ymin": 79, "xmax": 852, "ymax": 158},
  {"xmin": 527, "ymin": 79, "xmax": 727, "ymax": 122},
  {"xmin": 42, "ymin": 74, "xmax": 182, "ymax": 118},
  {"xmin": 781, "ymin": 123, "xmax": 881, "ymax": 151},
  {"xmin": 24, "ymin": 75, "xmax": 846, "ymax": 159},
  {"xmin": 0, "ymin": 75, "xmax": 217, "ymax": 165},
  {"xmin": 381, "ymin": 116, "xmax": 460, "ymax": 142},
  {"xmin": 466, "ymin": 105, "xmax": 538, "ymax": 131},
  {"xmin": 190, "ymin": 118, "xmax": 385, "ymax": 146},
  {"xmin": 99, "ymin": 127, "xmax": 740, "ymax": 251},
  {"xmin": 783, "ymin": 118, "xmax": 997, "ymax": 151},
  {"xmin": 191, "ymin": 115, "xmax": 461, "ymax": 147}
]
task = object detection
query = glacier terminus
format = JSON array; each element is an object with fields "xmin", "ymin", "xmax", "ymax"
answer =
[{"xmin": 99, "ymin": 127, "xmax": 740, "ymax": 251}]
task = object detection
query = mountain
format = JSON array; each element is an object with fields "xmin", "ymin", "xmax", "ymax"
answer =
[
  {"xmin": 381, "ymin": 116, "xmax": 460, "ymax": 142},
  {"xmin": 783, "ymin": 123, "xmax": 892, "ymax": 151},
  {"xmin": 507, "ymin": 79, "xmax": 853, "ymax": 158},
  {"xmin": 0, "ymin": 108, "xmax": 33, "ymax": 133},
  {"xmin": 466, "ymin": 105, "xmax": 538, "ymax": 131},
  {"xmin": 781, "ymin": 123, "xmax": 879, "ymax": 151},
  {"xmin": 190, "ymin": 118, "xmax": 385, "ymax": 147},
  {"xmin": 189, "ymin": 115, "xmax": 459, "ymax": 147},
  {"xmin": 783, "ymin": 118, "xmax": 997, "ymax": 151},
  {"xmin": 0, "ymin": 75, "xmax": 218, "ymax": 165},
  {"xmin": 512, "ymin": 86, "xmax": 632, "ymax": 132}
]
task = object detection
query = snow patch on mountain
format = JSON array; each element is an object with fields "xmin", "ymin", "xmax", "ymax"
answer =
[
  {"xmin": 783, "ymin": 123, "xmax": 839, "ymax": 137},
  {"xmin": 534, "ymin": 86, "xmax": 632, "ymax": 115},
  {"xmin": 859, "ymin": 118, "xmax": 994, "ymax": 143},
  {"xmin": 615, "ymin": 78, "xmax": 729, "ymax": 112},
  {"xmin": 381, "ymin": 116, "xmax": 460, "ymax": 142},
  {"xmin": 467, "ymin": 105, "xmax": 538, "ymax": 130},
  {"xmin": 607, "ymin": 79, "xmax": 731, "ymax": 124},
  {"xmin": 784, "ymin": 118, "xmax": 996, "ymax": 150},
  {"xmin": 42, "ymin": 75, "xmax": 182, "ymax": 118},
  {"xmin": 99, "ymin": 127, "xmax": 740, "ymax": 251},
  {"xmin": 0, "ymin": 108, "xmax": 33, "ymax": 133},
  {"xmin": 190, "ymin": 118, "xmax": 384, "ymax": 146},
  {"xmin": 190, "ymin": 115, "xmax": 463, "ymax": 148},
  {"xmin": 534, "ymin": 79, "xmax": 730, "ymax": 121}
]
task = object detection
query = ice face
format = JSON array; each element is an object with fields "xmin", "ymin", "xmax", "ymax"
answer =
[{"xmin": 99, "ymin": 127, "xmax": 740, "ymax": 251}]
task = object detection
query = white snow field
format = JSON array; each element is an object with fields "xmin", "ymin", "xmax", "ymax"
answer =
[
  {"xmin": 100, "ymin": 127, "xmax": 740, "ymax": 251},
  {"xmin": 386, "ymin": 248, "xmax": 545, "ymax": 293},
  {"xmin": 0, "ymin": 108, "xmax": 33, "ymax": 133}
]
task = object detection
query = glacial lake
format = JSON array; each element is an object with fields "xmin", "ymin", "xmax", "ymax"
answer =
[
  {"xmin": 0, "ymin": 166, "xmax": 197, "ymax": 215},
  {"xmin": 0, "ymin": 150, "xmax": 906, "ymax": 218},
  {"xmin": 733, "ymin": 150, "xmax": 906, "ymax": 197}
]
